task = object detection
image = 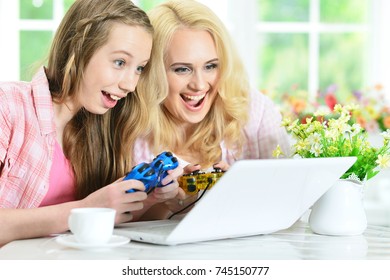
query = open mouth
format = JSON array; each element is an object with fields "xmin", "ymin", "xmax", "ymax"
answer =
[
  {"xmin": 102, "ymin": 91, "xmax": 121, "ymax": 101},
  {"xmin": 180, "ymin": 93, "xmax": 206, "ymax": 108}
]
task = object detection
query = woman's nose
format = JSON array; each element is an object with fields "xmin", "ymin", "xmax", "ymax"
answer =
[{"xmin": 189, "ymin": 71, "xmax": 207, "ymax": 91}]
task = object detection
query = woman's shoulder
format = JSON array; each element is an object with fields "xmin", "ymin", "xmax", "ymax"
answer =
[{"xmin": 248, "ymin": 88, "xmax": 279, "ymax": 114}]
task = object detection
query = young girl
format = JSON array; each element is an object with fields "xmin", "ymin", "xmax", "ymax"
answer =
[{"xmin": 0, "ymin": 0, "xmax": 181, "ymax": 246}]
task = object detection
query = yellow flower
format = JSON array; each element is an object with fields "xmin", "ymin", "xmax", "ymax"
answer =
[
  {"xmin": 281, "ymin": 117, "xmax": 292, "ymax": 127},
  {"xmin": 376, "ymin": 154, "xmax": 390, "ymax": 168},
  {"xmin": 272, "ymin": 145, "xmax": 284, "ymax": 158}
]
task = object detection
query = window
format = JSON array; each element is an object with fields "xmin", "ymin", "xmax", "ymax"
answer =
[
  {"xmin": 0, "ymin": 0, "xmax": 73, "ymax": 81},
  {"xmin": 226, "ymin": 0, "xmax": 389, "ymax": 102},
  {"xmin": 1, "ymin": 0, "xmax": 389, "ymax": 102}
]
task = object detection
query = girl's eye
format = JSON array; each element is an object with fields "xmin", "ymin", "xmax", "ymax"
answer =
[
  {"xmin": 136, "ymin": 65, "xmax": 145, "ymax": 74},
  {"xmin": 114, "ymin": 59, "xmax": 125, "ymax": 68},
  {"xmin": 205, "ymin": 63, "xmax": 218, "ymax": 71},
  {"xmin": 174, "ymin": 66, "xmax": 191, "ymax": 74}
]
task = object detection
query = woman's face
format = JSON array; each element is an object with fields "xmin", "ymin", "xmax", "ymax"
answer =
[
  {"xmin": 164, "ymin": 28, "xmax": 220, "ymax": 126},
  {"xmin": 78, "ymin": 23, "xmax": 152, "ymax": 114}
]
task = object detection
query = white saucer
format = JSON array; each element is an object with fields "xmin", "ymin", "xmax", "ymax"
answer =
[{"xmin": 56, "ymin": 234, "xmax": 130, "ymax": 250}]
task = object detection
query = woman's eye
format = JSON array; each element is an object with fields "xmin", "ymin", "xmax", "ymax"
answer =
[
  {"xmin": 205, "ymin": 63, "xmax": 218, "ymax": 71},
  {"xmin": 136, "ymin": 65, "xmax": 145, "ymax": 74},
  {"xmin": 114, "ymin": 60, "xmax": 125, "ymax": 68},
  {"xmin": 174, "ymin": 67, "xmax": 191, "ymax": 74}
]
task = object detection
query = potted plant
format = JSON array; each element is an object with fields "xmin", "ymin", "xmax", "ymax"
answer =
[{"xmin": 274, "ymin": 104, "xmax": 390, "ymax": 235}]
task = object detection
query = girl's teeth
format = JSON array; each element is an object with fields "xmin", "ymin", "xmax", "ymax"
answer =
[{"xmin": 110, "ymin": 94, "xmax": 121, "ymax": 101}]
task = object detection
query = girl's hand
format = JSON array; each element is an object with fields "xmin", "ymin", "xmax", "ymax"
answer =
[
  {"xmin": 82, "ymin": 178, "xmax": 147, "ymax": 224},
  {"xmin": 149, "ymin": 165, "xmax": 183, "ymax": 202},
  {"xmin": 131, "ymin": 165, "xmax": 184, "ymax": 221}
]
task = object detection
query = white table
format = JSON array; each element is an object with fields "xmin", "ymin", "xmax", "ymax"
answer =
[{"xmin": 1, "ymin": 220, "xmax": 390, "ymax": 260}]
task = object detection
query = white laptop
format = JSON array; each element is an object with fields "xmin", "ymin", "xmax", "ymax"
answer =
[{"xmin": 115, "ymin": 157, "xmax": 356, "ymax": 245}]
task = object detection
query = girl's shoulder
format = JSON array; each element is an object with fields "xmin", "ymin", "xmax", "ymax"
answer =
[
  {"xmin": 0, "ymin": 80, "xmax": 34, "ymax": 102},
  {"xmin": 0, "ymin": 81, "xmax": 35, "ymax": 119}
]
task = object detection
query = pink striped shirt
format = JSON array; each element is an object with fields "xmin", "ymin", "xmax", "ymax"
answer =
[
  {"xmin": 0, "ymin": 67, "xmax": 57, "ymax": 208},
  {"xmin": 133, "ymin": 89, "xmax": 291, "ymax": 167}
]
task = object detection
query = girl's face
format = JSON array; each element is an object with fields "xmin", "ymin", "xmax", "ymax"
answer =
[
  {"xmin": 164, "ymin": 28, "xmax": 220, "ymax": 126},
  {"xmin": 78, "ymin": 23, "xmax": 152, "ymax": 114}
]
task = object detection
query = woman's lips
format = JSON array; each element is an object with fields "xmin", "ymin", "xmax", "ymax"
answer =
[{"xmin": 180, "ymin": 93, "xmax": 206, "ymax": 107}]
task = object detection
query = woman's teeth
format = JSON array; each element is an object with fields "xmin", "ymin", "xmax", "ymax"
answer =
[{"xmin": 182, "ymin": 93, "xmax": 206, "ymax": 101}]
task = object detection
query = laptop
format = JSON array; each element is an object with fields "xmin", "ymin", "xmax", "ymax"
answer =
[{"xmin": 115, "ymin": 157, "xmax": 356, "ymax": 245}]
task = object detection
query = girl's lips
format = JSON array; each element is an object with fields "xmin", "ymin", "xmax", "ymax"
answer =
[
  {"xmin": 101, "ymin": 91, "xmax": 118, "ymax": 109},
  {"xmin": 103, "ymin": 90, "xmax": 122, "ymax": 101}
]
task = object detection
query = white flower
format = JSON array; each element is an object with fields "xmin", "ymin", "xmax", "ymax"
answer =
[
  {"xmin": 310, "ymin": 143, "xmax": 323, "ymax": 157},
  {"xmin": 325, "ymin": 128, "xmax": 339, "ymax": 141},
  {"xmin": 350, "ymin": 123, "xmax": 362, "ymax": 137},
  {"xmin": 376, "ymin": 154, "xmax": 390, "ymax": 168},
  {"xmin": 307, "ymin": 132, "xmax": 321, "ymax": 145}
]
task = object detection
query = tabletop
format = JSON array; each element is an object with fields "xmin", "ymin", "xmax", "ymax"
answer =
[{"xmin": 1, "ymin": 219, "xmax": 390, "ymax": 260}]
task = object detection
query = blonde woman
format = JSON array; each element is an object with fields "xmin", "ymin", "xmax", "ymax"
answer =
[
  {"xmin": 135, "ymin": 0, "xmax": 290, "ymax": 217},
  {"xmin": 0, "ymin": 0, "xmax": 181, "ymax": 246}
]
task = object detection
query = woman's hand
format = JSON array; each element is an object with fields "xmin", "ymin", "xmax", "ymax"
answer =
[
  {"xmin": 213, "ymin": 161, "xmax": 230, "ymax": 171},
  {"xmin": 183, "ymin": 163, "xmax": 201, "ymax": 174}
]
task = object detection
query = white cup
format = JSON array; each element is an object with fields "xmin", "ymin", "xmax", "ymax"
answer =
[{"xmin": 68, "ymin": 208, "xmax": 116, "ymax": 245}]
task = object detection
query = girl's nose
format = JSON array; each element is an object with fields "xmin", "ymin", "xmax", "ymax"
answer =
[{"xmin": 119, "ymin": 71, "xmax": 138, "ymax": 93}]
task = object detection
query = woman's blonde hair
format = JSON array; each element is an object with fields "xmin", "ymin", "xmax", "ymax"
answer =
[
  {"xmin": 138, "ymin": 0, "xmax": 249, "ymax": 167},
  {"xmin": 46, "ymin": 0, "xmax": 154, "ymax": 199}
]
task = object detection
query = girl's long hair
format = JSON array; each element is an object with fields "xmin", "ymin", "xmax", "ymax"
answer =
[{"xmin": 46, "ymin": 0, "xmax": 154, "ymax": 199}]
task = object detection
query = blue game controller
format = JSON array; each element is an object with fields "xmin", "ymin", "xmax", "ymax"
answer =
[
  {"xmin": 150, "ymin": 151, "xmax": 179, "ymax": 187},
  {"xmin": 124, "ymin": 151, "xmax": 179, "ymax": 193},
  {"xmin": 124, "ymin": 163, "xmax": 157, "ymax": 193}
]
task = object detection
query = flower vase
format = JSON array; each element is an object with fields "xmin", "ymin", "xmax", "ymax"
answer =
[{"xmin": 309, "ymin": 179, "xmax": 367, "ymax": 236}]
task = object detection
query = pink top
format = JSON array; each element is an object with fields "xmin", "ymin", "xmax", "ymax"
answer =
[
  {"xmin": 133, "ymin": 89, "xmax": 291, "ymax": 167},
  {"xmin": 40, "ymin": 140, "xmax": 75, "ymax": 207},
  {"xmin": 0, "ymin": 67, "xmax": 57, "ymax": 208}
]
